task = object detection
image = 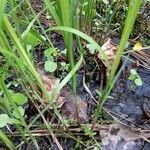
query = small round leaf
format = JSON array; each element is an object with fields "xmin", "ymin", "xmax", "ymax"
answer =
[
  {"xmin": 44, "ymin": 60, "xmax": 57, "ymax": 73},
  {"xmin": 13, "ymin": 106, "xmax": 25, "ymax": 119},
  {"xmin": 12, "ymin": 93, "xmax": 27, "ymax": 105}
]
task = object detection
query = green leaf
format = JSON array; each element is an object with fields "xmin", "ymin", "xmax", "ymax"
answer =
[
  {"xmin": 0, "ymin": 130, "xmax": 15, "ymax": 149},
  {"xmin": 86, "ymin": 43, "xmax": 96, "ymax": 54},
  {"xmin": 47, "ymin": 56, "xmax": 54, "ymax": 61},
  {"xmin": 134, "ymin": 78, "xmax": 142, "ymax": 86},
  {"xmin": 13, "ymin": 106, "xmax": 25, "ymax": 119},
  {"xmin": 23, "ymin": 32, "xmax": 38, "ymax": 47},
  {"xmin": 0, "ymin": 0, "xmax": 7, "ymax": 29},
  {"xmin": 130, "ymin": 69, "xmax": 137, "ymax": 75},
  {"xmin": 128, "ymin": 74, "xmax": 135, "ymax": 80},
  {"xmin": 48, "ymin": 26, "xmax": 110, "ymax": 68},
  {"xmin": 12, "ymin": 93, "xmax": 27, "ymax": 105},
  {"xmin": 0, "ymin": 114, "xmax": 9, "ymax": 128},
  {"xmin": 0, "ymin": 114, "xmax": 22, "ymax": 128},
  {"xmin": 102, "ymin": 0, "xmax": 109, "ymax": 4},
  {"xmin": 44, "ymin": 48, "xmax": 57, "ymax": 57},
  {"xmin": 44, "ymin": 60, "xmax": 57, "ymax": 72}
]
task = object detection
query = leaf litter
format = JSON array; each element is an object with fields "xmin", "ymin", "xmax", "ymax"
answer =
[
  {"xmin": 36, "ymin": 37, "xmax": 150, "ymax": 149},
  {"xmin": 38, "ymin": 69, "xmax": 88, "ymax": 123},
  {"xmin": 98, "ymin": 38, "xmax": 117, "ymax": 66}
]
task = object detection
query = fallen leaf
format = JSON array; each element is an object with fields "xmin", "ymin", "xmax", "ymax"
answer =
[
  {"xmin": 77, "ymin": 97, "xmax": 88, "ymax": 123},
  {"xmin": 38, "ymin": 69, "xmax": 66, "ymax": 108},
  {"xmin": 133, "ymin": 42, "xmax": 143, "ymax": 51},
  {"xmin": 37, "ymin": 69, "xmax": 89, "ymax": 122},
  {"xmin": 61, "ymin": 89, "xmax": 89, "ymax": 123},
  {"xmin": 98, "ymin": 38, "xmax": 117, "ymax": 66}
]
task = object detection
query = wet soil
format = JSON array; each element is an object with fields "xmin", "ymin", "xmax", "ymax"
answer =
[
  {"xmin": 105, "ymin": 66, "xmax": 150, "ymax": 129},
  {"xmin": 101, "ymin": 64, "xmax": 150, "ymax": 149}
]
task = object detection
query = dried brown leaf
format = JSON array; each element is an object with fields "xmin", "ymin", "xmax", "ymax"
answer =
[
  {"xmin": 77, "ymin": 97, "xmax": 88, "ymax": 123},
  {"xmin": 98, "ymin": 38, "xmax": 117, "ymax": 66},
  {"xmin": 38, "ymin": 70, "xmax": 66, "ymax": 108},
  {"xmin": 61, "ymin": 91, "xmax": 89, "ymax": 123},
  {"xmin": 37, "ymin": 70, "xmax": 88, "ymax": 122}
]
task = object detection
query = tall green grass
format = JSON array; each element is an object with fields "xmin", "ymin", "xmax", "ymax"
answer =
[
  {"xmin": 95, "ymin": 0, "xmax": 142, "ymax": 117},
  {"xmin": 44, "ymin": 0, "xmax": 97, "ymax": 94},
  {"xmin": 45, "ymin": 0, "xmax": 142, "ymax": 118},
  {"xmin": 0, "ymin": 1, "xmax": 83, "ymax": 148},
  {"xmin": 0, "ymin": 0, "xmax": 143, "ymax": 148},
  {"xmin": 79, "ymin": 0, "xmax": 96, "ymax": 33},
  {"xmin": 44, "ymin": 0, "xmax": 77, "ymax": 94}
]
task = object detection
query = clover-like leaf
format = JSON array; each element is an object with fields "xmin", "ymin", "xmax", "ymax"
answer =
[
  {"xmin": 13, "ymin": 106, "xmax": 25, "ymax": 119},
  {"xmin": 44, "ymin": 60, "xmax": 57, "ymax": 73},
  {"xmin": 12, "ymin": 93, "xmax": 27, "ymax": 105},
  {"xmin": 44, "ymin": 48, "xmax": 57, "ymax": 58}
]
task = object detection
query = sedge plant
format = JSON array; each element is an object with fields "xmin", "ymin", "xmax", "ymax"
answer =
[
  {"xmin": 0, "ymin": 0, "xmax": 144, "ymax": 148},
  {"xmin": 0, "ymin": 1, "xmax": 84, "ymax": 148},
  {"xmin": 95, "ymin": 0, "xmax": 142, "ymax": 118},
  {"xmin": 44, "ymin": 0, "xmax": 77, "ymax": 95},
  {"xmin": 45, "ymin": 0, "xmax": 98, "ymax": 94}
]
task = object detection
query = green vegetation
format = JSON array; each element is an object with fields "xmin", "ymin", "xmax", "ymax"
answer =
[{"xmin": 0, "ymin": 0, "xmax": 147, "ymax": 149}]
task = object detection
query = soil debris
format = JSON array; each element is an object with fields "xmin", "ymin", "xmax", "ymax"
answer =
[
  {"xmin": 38, "ymin": 70, "xmax": 89, "ymax": 123},
  {"xmin": 105, "ymin": 64, "xmax": 150, "ymax": 129},
  {"xmin": 100, "ymin": 123, "xmax": 150, "ymax": 150}
]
